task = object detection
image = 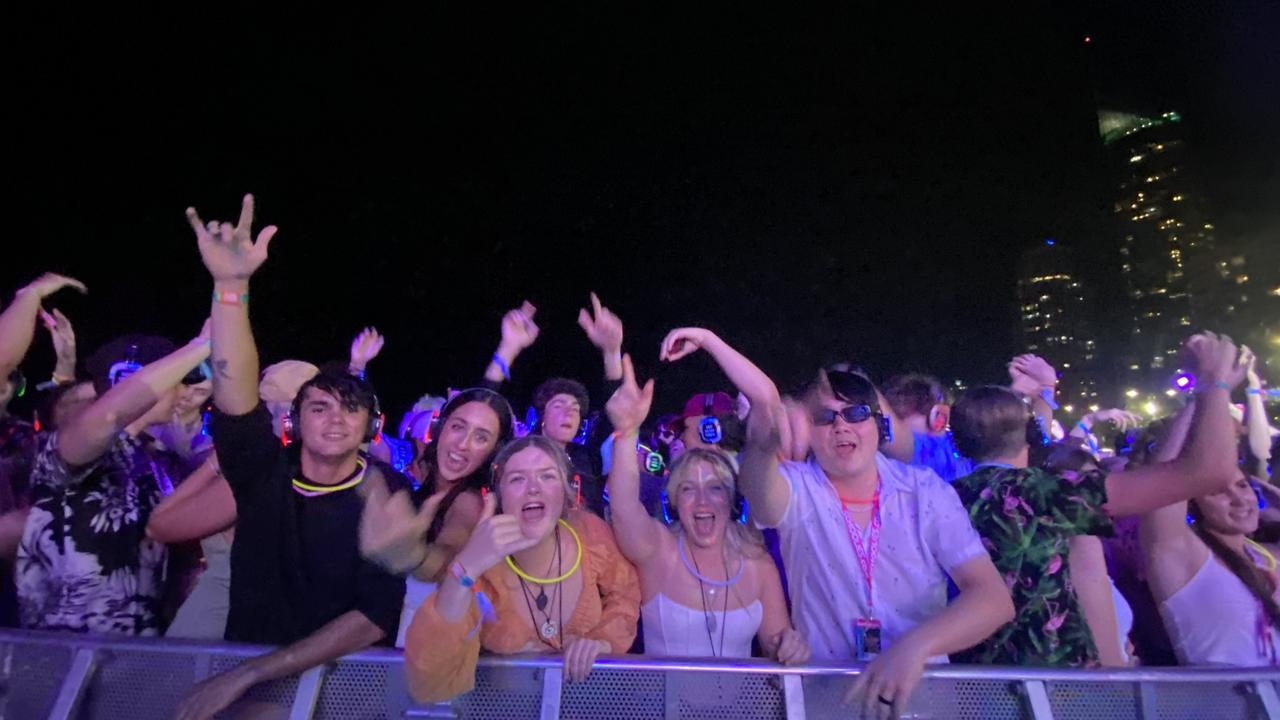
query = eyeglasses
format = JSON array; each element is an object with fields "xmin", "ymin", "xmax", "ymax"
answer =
[{"xmin": 812, "ymin": 404, "xmax": 876, "ymax": 426}]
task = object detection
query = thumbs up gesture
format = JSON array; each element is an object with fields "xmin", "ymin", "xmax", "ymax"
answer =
[{"xmin": 454, "ymin": 490, "xmax": 543, "ymax": 578}]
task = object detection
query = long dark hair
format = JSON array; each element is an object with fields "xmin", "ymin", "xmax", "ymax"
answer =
[
  {"xmin": 1189, "ymin": 497, "xmax": 1280, "ymax": 630},
  {"xmin": 417, "ymin": 388, "xmax": 515, "ymax": 542}
]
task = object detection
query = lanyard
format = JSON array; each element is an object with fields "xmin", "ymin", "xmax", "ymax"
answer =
[{"xmin": 835, "ymin": 483, "xmax": 881, "ymax": 618}]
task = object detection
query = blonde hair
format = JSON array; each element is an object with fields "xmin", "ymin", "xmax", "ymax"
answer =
[
  {"xmin": 491, "ymin": 435, "xmax": 576, "ymax": 518},
  {"xmin": 665, "ymin": 448, "xmax": 763, "ymax": 552}
]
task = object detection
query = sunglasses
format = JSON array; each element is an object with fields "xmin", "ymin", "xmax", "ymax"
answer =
[{"xmin": 812, "ymin": 404, "xmax": 876, "ymax": 426}]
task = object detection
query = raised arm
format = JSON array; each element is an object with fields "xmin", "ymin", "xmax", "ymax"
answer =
[
  {"xmin": 738, "ymin": 401, "xmax": 793, "ymax": 528},
  {"xmin": 1009, "ymin": 353, "xmax": 1058, "ymax": 433},
  {"xmin": 1137, "ymin": 391, "xmax": 1207, "ymax": 601},
  {"xmin": 188, "ymin": 194, "xmax": 277, "ymax": 416},
  {"xmin": 659, "ymin": 328, "xmax": 780, "ymax": 408},
  {"xmin": 0, "ymin": 273, "xmax": 86, "ymax": 377},
  {"xmin": 347, "ymin": 327, "xmax": 385, "ymax": 380},
  {"xmin": 603, "ymin": 355, "xmax": 665, "ymax": 565},
  {"xmin": 483, "ymin": 301, "xmax": 539, "ymax": 386},
  {"xmin": 1068, "ymin": 535, "xmax": 1126, "ymax": 665},
  {"xmin": 58, "ymin": 326, "xmax": 211, "ymax": 467},
  {"xmin": 1241, "ymin": 346, "xmax": 1272, "ymax": 480},
  {"xmin": 578, "ymin": 292, "xmax": 625, "ymax": 381},
  {"xmin": 39, "ymin": 308, "xmax": 78, "ymax": 386},
  {"xmin": 1105, "ymin": 332, "xmax": 1243, "ymax": 518}
]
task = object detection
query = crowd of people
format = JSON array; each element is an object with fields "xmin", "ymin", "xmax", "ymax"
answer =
[{"xmin": 0, "ymin": 193, "xmax": 1276, "ymax": 719}]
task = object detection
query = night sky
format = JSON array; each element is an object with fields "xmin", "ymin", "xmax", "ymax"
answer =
[{"xmin": 6, "ymin": 3, "xmax": 1277, "ymax": 419}]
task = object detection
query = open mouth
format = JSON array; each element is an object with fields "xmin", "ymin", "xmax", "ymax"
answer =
[
  {"xmin": 834, "ymin": 439, "xmax": 858, "ymax": 456},
  {"xmin": 692, "ymin": 511, "xmax": 716, "ymax": 537},
  {"xmin": 444, "ymin": 451, "xmax": 469, "ymax": 472},
  {"xmin": 521, "ymin": 501, "xmax": 547, "ymax": 522}
]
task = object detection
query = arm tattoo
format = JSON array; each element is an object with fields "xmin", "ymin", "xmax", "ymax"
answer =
[{"xmin": 213, "ymin": 358, "xmax": 233, "ymax": 381}]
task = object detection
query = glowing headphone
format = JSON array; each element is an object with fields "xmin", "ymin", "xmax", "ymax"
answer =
[
  {"xmin": 107, "ymin": 344, "xmax": 143, "ymax": 387},
  {"xmin": 1024, "ymin": 400, "xmax": 1050, "ymax": 448},
  {"xmin": 7, "ymin": 369, "xmax": 26, "ymax": 399},
  {"xmin": 698, "ymin": 394, "xmax": 723, "ymax": 444},
  {"xmin": 638, "ymin": 442, "xmax": 666, "ymax": 475}
]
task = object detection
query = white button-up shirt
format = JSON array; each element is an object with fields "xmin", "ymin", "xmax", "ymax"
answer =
[{"xmin": 767, "ymin": 453, "xmax": 985, "ymax": 661}]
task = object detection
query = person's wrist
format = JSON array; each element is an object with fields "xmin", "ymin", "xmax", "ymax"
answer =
[
  {"xmin": 212, "ymin": 278, "xmax": 250, "ymax": 293},
  {"xmin": 495, "ymin": 342, "xmax": 520, "ymax": 362}
]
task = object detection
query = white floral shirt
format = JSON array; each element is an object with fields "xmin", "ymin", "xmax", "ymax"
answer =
[{"xmin": 16, "ymin": 432, "xmax": 172, "ymax": 635}]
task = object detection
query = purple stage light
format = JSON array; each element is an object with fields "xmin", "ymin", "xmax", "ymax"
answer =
[{"xmin": 1173, "ymin": 373, "xmax": 1194, "ymax": 391}]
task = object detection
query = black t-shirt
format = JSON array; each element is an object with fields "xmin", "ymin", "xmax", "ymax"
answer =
[{"xmin": 210, "ymin": 404, "xmax": 409, "ymax": 646}]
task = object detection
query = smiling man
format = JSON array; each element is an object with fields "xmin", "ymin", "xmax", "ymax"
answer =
[{"xmin": 175, "ymin": 195, "xmax": 411, "ymax": 720}]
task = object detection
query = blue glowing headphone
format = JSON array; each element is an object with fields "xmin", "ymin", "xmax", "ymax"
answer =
[{"xmin": 698, "ymin": 394, "xmax": 723, "ymax": 445}]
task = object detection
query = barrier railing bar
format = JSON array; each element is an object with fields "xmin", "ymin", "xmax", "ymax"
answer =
[
  {"xmin": 782, "ymin": 673, "xmax": 806, "ymax": 720},
  {"xmin": 1023, "ymin": 679, "xmax": 1056, "ymax": 720},
  {"xmin": 47, "ymin": 648, "xmax": 97, "ymax": 720},
  {"xmin": 1256, "ymin": 680, "xmax": 1280, "ymax": 720},
  {"xmin": 287, "ymin": 664, "xmax": 327, "ymax": 720},
  {"xmin": 404, "ymin": 705, "xmax": 459, "ymax": 719},
  {"xmin": 539, "ymin": 666, "xmax": 563, "ymax": 720},
  {"xmin": 1137, "ymin": 681, "xmax": 1157, "ymax": 720}
]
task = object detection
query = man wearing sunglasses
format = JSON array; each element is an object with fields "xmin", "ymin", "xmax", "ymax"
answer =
[{"xmin": 658, "ymin": 326, "xmax": 1013, "ymax": 717}]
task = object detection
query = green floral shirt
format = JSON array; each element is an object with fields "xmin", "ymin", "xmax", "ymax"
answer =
[{"xmin": 951, "ymin": 465, "xmax": 1113, "ymax": 666}]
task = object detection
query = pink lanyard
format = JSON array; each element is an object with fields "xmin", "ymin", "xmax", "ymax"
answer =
[{"xmin": 836, "ymin": 485, "xmax": 881, "ymax": 618}]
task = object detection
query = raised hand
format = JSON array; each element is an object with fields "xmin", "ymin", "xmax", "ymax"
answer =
[
  {"xmin": 20, "ymin": 273, "xmax": 87, "ymax": 300},
  {"xmin": 349, "ymin": 327, "xmax": 386, "ymax": 373},
  {"xmin": 1241, "ymin": 345, "xmax": 1261, "ymax": 389},
  {"xmin": 577, "ymin": 292, "xmax": 624, "ymax": 354},
  {"xmin": 499, "ymin": 301, "xmax": 540, "ymax": 354},
  {"xmin": 1011, "ymin": 354, "xmax": 1058, "ymax": 389},
  {"xmin": 1091, "ymin": 408, "xmax": 1143, "ymax": 432},
  {"xmin": 187, "ymin": 194, "xmax": 278, "ymax": 282},
  {"xmin": 659, "ymin": 327, "xmax": 716, "ymax": 363},
  {"xmin": 40, "ymin": 308, "xmax": 76, "ymax": 377},
  {"xmin": 1183, "ymin": 332, "xmax": 1241, "ymax": 389},
  {"xmin": 605, "ymin": 355, "xmax": 654, "ymax": 435},
  {"xmin": 454, "ymin": 491, "xmax": 541, "ymax": 577},
  {"xmin": 360, "ymin": 476, "xmax": 446, "ymax": 574}
]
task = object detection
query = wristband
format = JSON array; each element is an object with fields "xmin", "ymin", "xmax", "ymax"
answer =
[
  {"xmin": 1076, "ymin": 421, "xmax": 1090, "ymax": 434},
  {"xmin": 1247, "ymin": 388, "xmax": 1262, "ymax": 396},
  {"xmin": 1197, "ymin": 380, "xmax": 1230, "ymax": 395},
  {"xmin": 449, "ymin": 560, "xmax": 476, "ymax": 588},
  {"xmin": 348, "ymin": 365, "xmax": 367, "ymax": 380},
  {"xmin": 1038, "ymin": 386, "xmax": 1059, "ymax": 410},
  {"xmin": 491, "ymin": 353, "xmax": 510, "ymax": 381},
  {"xmin": 213, "ymin": 290, "xmax": 249, "ymax": 306}
]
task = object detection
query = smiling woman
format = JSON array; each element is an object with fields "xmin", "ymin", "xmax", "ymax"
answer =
[{"xmin": 402, "ymin": 436, "xmax": 641, "ymax": 703}]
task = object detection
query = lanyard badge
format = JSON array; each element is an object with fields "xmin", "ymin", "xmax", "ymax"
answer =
[{"xmin": 837, "ymin": 483, "xmax": 882, "ymax": 661}]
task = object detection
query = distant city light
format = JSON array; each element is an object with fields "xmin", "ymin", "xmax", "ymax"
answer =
[
  {"xmin": 1084, "ymin": 36, "xmax": 1092, "ymax": 44},
  {"xmin": 1165, "ymin": 389, "xmax": 1177, "ymax": 397},
  {"xmin": 1145, "ymin": 401, "xmax": 1160, "ymax": 416},
  {"xmin": 1045, "ymin": 238, "xmax": 1056, "ymax": 246},
  {"xmin": 1089, "ymin": 405, "xmax": 1100, "ymax": 413},
  {"xmin": 1064, "ymin": 405, "xmax": 1074, "ymax": 413},
  {"xmin": 1125, "ymin": 389, "xmax": 1139, "ymax": 398}
]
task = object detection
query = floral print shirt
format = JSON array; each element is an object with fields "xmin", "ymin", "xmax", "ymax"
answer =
[
  {"xmin": 951, "ymin": 465, "xmax": 1113, "ymax": 666},
  {"xmin": 16, "ymin": 432, "xmax": 174, "ymax": 635}
]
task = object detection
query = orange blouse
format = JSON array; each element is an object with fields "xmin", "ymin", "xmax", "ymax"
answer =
[{"xmin": 405, "ymin": 510, "xmax": 641, "ymax": 703}]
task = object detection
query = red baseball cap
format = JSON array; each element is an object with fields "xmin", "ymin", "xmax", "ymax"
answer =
[{"xmin": 679, "ymin": 392, "xmax": 735, "ymax": 421}]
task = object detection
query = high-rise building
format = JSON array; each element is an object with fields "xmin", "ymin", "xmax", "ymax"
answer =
[
  {"xmin": 1098, "ymin": 109, "xmax": 1222, "ymax": 394},
  {"xmin": 1017, "ymin": 239, "xmax": 1100, "ymax": 419}
]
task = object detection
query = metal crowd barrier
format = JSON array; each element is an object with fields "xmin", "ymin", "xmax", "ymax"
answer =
[{"xmin": 2, "ymin": 629, "xmax": 1278, "ymax": 719}]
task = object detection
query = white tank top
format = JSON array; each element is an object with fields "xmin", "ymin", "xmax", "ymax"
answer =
[
  {"xmin": 395, "ymin": 577, "xmax": 437, "ymax": 648},
  {"xmin": 1160, "ymin": 552, "xmax": 1280, "ymax": 666},
  {"xmin": 641, "ymin": 594, "xmax": 762, "ymax": 658},
  {"xmin": 1110, "ymin": 577, "xmax": 1133, "ymax": 665}
]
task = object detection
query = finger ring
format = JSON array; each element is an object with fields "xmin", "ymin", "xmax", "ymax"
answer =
[{"xmin": 877, "ymin": 695, "xmax": 893, "ymax": 706}]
